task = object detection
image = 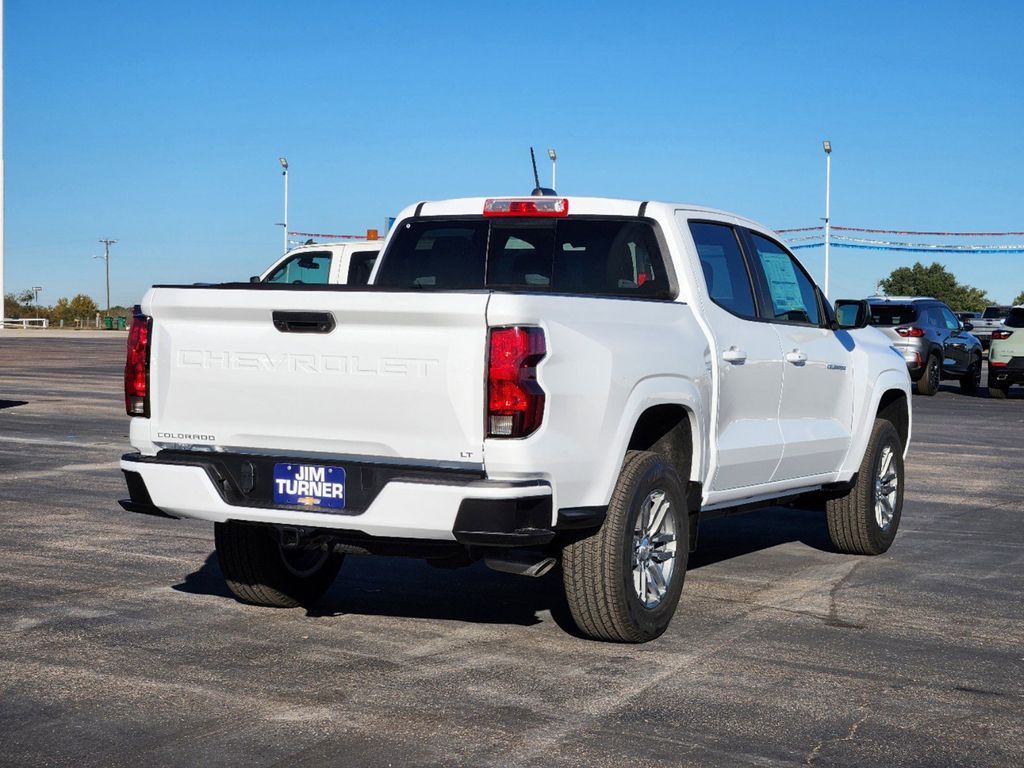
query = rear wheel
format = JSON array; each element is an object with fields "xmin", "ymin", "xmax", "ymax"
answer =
[
  {"xmin": 826, "ymin": 419, "xmax": 904, "ymax": 555},
  {"xmin": 988, "ymin": 377, "xmax": 1009, "ymax": 399},
  {"xmin": 916, "ymin": 355, "xmax": 940, "ymax": 396},
  {"xmin": 960, "ymin": 357, "xmax": 981, "ymax": 394},
  {"xmin": 562, "ymin": 450, "xmax": 689, "ymax": 643},
  {"xmin": 215, "ymin": 521, "xmax": 344, "ymax": 607}
]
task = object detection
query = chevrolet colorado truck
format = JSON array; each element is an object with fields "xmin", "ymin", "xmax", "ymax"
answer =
[{"xmin": 119, "ymin": 195, "xmax": 912, "ymax": 643}]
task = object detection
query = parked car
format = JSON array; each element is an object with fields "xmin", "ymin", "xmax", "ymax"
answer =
[
  {"xmin": 119, "ymin": 195, "xmax": 912, "ymax": 643},
  {"xmin": 866, "ymin": 296, "xmax": 983, "ymax": 395},
  {"xmin": 972, "ymin": 305, "xmax": 1013, "ymax": 349},
  {"xmin": 987, "ymin": 306, "xmax": 1024, "ymax": 398},
  {"xmin": 955, "ymin": 310, "xmax": 980, "ymax": 324},
  {"xmin": 255, "ymin": 239, "xmax": 382, "ymax": 285}
]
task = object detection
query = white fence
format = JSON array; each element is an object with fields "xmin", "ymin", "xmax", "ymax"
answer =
[{"xmin": 2, "ymin": 317, "xmax": 50, "ymax": 329}]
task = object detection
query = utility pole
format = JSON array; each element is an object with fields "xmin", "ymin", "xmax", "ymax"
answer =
[
  {"xmin": 98, "ymin": 238, "xmax": 116, "ymax": 311},
  {"xmin": 0, "ymin": 0, "xmax": 6, "ymax": 327}
]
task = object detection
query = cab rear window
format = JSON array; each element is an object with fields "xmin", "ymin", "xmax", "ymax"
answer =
[
  {"xmin": 374, "ymin": 218, "xmax": 673, "ymax": 299},
  {"xmin": 869, "ymin": 305, "xmax": 918, "ymax": 326}
]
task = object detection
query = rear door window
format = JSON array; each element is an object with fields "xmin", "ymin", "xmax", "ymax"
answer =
[
  {"xmin": 346, "ymin": 250, "xmax": 379, "ymax": 284},
  {"xmin": 264, "ymin": 251, "xmax": 332, "ymax": 284},
  {"xmin": 688, "ymin": 222, "xmax": 756, "ymax": 318}
]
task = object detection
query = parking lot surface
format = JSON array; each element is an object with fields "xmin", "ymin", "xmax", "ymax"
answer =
[{"xmin": 2, "ymin": 334, "xmax": 1022, "ymax": 767}]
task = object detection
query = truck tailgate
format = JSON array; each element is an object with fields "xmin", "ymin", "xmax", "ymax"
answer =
[{"xmin": 143, "ymin": 287, "xmax": 489, "ymax": 465}]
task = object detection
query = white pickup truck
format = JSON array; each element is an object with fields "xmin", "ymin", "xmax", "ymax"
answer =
[
  {"xmin": 255, "ymin": 239, "xmax": 382, "ymax": 285},
  {"xmin": 120, "ymin": 195, "xmax": 911, "ymax": 643}
]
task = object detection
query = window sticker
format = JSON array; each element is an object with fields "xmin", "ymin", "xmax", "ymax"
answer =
[{"xmin": 759, "ymin": 250, "xmax": 804, "ymax": 316}]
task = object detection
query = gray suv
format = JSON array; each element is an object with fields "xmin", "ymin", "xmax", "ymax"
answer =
[{"xmin": 867, "ymin": 296, "xmax": 983, "ymax": 395}]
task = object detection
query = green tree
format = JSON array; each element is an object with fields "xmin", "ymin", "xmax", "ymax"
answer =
[
  {"xmin": 877, "ymin": 262, "xmax": 990, "ymax": 312},
  {"xmin": 1013, "ymin": 291, "xmax": 1024, "ymax": 306},
  {"xmin": 52, "ymin": 294, "xmax": 99, "ymax": 326},
  {"xmin": 4, "ymin": 290, "xmax": 37, "ymax": 318}
]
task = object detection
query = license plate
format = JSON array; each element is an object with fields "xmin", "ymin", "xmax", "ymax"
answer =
[{"xmin": 273, "ymin": 463, "xmax": 345, "ymax": 509}]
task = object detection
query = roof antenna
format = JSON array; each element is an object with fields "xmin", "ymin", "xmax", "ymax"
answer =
[{"xmin": 530, "ymin": 147, "xmax": 555, "ymax": 196}]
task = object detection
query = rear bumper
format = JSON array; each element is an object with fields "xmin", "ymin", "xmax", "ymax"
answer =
[
  {"xmin": 989, "ymin": 358, "xmax": 1024, "ymax": 385},
  {"xmin": 119, "ymin": 452, "xmax": 592, "ymax": 545}
]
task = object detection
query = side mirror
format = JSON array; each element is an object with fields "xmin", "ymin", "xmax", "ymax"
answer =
[
  {"xmin": 834, "ymin": 299, "xmax": 870, "ymax": 329},
  {"xmin": 962, "ymin": 322, "xmax": 974, "ymax": 332},
  {"xmin": 249, "ymin": 275, "xmax": 261, "ymax": 283}
]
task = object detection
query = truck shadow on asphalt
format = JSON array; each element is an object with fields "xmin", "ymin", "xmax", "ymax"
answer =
[
  {"xmin": 172, "ymin": 507, "xmax": 833, "ymax": 632},
  {"xmin": 0, "ymin": 399, "xmax": 28, "ymax": 410}
]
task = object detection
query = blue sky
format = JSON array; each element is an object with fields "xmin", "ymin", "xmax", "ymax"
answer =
[{"xmin": 5, "ymin": 0, "xmax": 1024, "ymax": 307}]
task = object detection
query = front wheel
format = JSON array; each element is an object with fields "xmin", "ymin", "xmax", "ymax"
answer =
[
  {"xmin": 215, "ymin": 521, "xmax": 344, "ymax": 607},
  {"xmin": 916, "ymin": 355, "xmax": 940, "ymax": 396},
  {"xmin": 960, "ymin": 358, "xmax": 981, "ymax": 394},
  {"xmin": 826, "ymin": 419, "xmax": 904, "ymax": 555},
  {"xmin": 562, "ymin": 450, "xmax": 689, "ymax": 643}
]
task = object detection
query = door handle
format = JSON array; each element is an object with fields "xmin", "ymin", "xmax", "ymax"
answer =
[
  {"xmin": 272, "ymin": 310, "xmax": 336, "ymax": 334},
  {"xmin": 785, "ymin": 350, "xmax": 808, "ymax": 365},
  {"xmin": 722, "ymin": 347, "xmax": 747, "ymax": 364}
]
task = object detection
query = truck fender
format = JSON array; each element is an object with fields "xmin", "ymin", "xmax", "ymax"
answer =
[
  {"xmin": 840, "ymin": 368, "xmax": 912, "ymax": 477},
  {"xmin": 590, "ymin": 375, "xmax": 706, "ymax": 508}
]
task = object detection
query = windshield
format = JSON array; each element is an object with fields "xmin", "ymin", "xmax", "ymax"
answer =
[
  {"xmin": 1005, "ymin": 308, "xmax": 1024, "ymax": 328},
  {"xmin": 868, "ymin": 304, "xmax": 918, "ymax": 326},
  {"xmin": 982, "ymin": 306, "xmax": 1010, "ymax": 319},
  {"xmin": 374, "ymin": 217, "xmax": 673, "ymax": 299}
]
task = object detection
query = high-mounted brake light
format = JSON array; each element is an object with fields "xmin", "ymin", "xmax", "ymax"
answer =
[
  {"xmin": 991, "ymin": 329, "xmax": 1013, "ymax": 340},
  {"xmin": 124, "ymin": 307, "xmax": 153, "ymax": 417},
  {"xmin": 487, "ymin": 327, "xmax": 546, "ymax": 438},
  {"xmin": 895, "ymin": 326, "xmax": 926, "ymax": 337},
  {"xmin": 483, "ymin": 198, "xmax": 569, "ymax": 217}
]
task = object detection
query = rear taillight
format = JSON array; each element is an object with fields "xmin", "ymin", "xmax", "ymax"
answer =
[
  {"xmin": 896, "ymin": 326, "xmax": 926, "ymax": 337},
  {"xmin": 487, "ymin": 327, "xmax": 546, "ymax": 438},
  {"xmin": 483, "ymin": 198, "xmax": 569, "ymax": 217},
  {"xmin": 125, "ymin": 307, "xmax": 152, "ymax": 417},
  {"xmin": 992, "ymin": 329, "xmax": 1013, "ymax": 340}
]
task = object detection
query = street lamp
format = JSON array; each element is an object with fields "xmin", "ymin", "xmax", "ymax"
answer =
[
  {"xmin": 822, "ymin": 140, "xmax": 832, "ymax": 299},
  {"xmin": 279, "ymin": 157, "xmax": 289, "ymax": 255},
  {"xmin": 547, "ymin": 148, "xmax": 557, "ymax": 190}
]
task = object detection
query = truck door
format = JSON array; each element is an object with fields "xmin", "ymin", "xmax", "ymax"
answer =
[
  {"xmin": 743, "ymin": 231, "xmax": 853, "ymax": 482},
  {"xmin": 684, "ymin": 220, "xmax": 785, "ymax": 494}
]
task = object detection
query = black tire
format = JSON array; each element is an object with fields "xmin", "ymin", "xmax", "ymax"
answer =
[
  {"xmin": 562, "ymin": 450, "xmax": 689, "ymax": 643},
  {"xmin": 916, "ymin": 355, "xmax": 940, "ymax": 396},
  {"xmin": 215, "ymin": 521, "xmax": 344, "ymax": 607},
  {"xmin": 826, "ymin": 419, "xmax": 904, "ymax": 555},
  {"xmin": 988, "ymin": 379, "xmax": 1009, "ymax": 399},
  {"xmin": 960, "ymin": 357, "xmax": 981, "ymax": 395}
]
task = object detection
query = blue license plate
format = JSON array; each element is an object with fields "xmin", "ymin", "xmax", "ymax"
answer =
[{"xmin": 273, "ymin": 463, "xmax": 345, "ymax": 509}]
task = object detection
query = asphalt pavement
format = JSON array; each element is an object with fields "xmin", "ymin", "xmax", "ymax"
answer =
[{"xmin": 1, "ymin": 334, "xmax": 1022, "ymax": 767}]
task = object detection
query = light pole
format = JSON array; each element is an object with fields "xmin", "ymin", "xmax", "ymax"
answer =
[
  {"xmin": 279, "ymin": 157, "xmax": 289, "ymax": 254},
  {"xmin": 96, "ymin": 239, "xmax": 116, "ymax": 311},
  {"xmin": 547, "ymin": 148, "xmax": 557, "ymax": 190},
  {"xmin": 822, "ymin": 140, "xmax": 832, "ymax": 298}
]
